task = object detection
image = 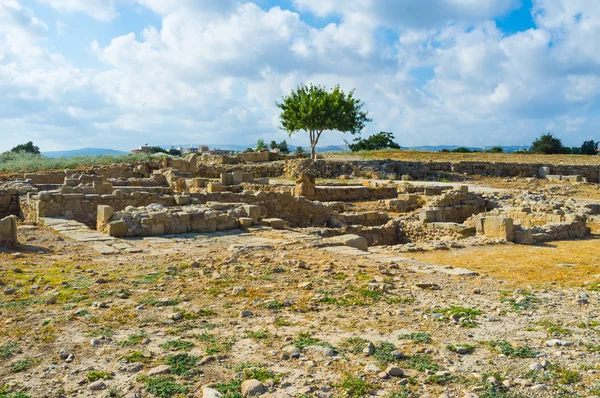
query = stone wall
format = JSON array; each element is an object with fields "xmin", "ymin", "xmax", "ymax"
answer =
[
  {"xmin": 0, "ymin": 215, "xmax": 18, "ymax": 247},
  {"xmin": 283, "ymin": 159, "xmax": 600, "ymax": 182},
  {"xmin": 190, "ymin": 191, "xmax": 338, "ymax": 227},
  {"xmin": 319, "ymin": 221, "xmax": 399, "ymax": 246},
  {"xmin": 102, "ymin": 203, "xmax": 243, "ymax": 237},
  {"xmin": 419, "ymin": 191, "xmax": 490, "ymax": 223},
  {"xmin": 21, "ymin": 190, "xmax": 177, "ymax": 227},
  {"xmin": 332, "ymin": 211, "xmax": 390, "ymax": 227},
  {"xmin": 195, "ymin": 163, "xmax": 285, "ymax": 179},
  {"xmin": 0, "ymin": 189, "xmax": 20, "ymax": 218},
  {"xmin": 306, "ymin": 186, "xmax": 398, "ymax": 202}
]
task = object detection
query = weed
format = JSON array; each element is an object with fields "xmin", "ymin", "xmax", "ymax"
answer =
[
  {"xmin": 433, "ymin": 305, "xmax": 483, "ymax": 319},
  {"xmin": 197, "ymin": 308, "xmax": 217, "ymax": 316},
  {"xmin": 501, "ymin": 293, "xmax": 540, "ymax": 312},
  {"xmin": 87, "ymin": 371, "xmax": 114, "ymax": 382},
  {"xmin": 143, "ymin": 376, "xmax": 188, "ymax": 398},
  {"xmin": 446, "ymin": 344, "xmax": 477, "ymax": 354},
  {"xmin": 398, "ymin": 332, "xmax": 432, "ymax": 344},
  {"xmin": 122, "ymin": 351, "xmax": 151, "ymax": 363},
  {"xmin": 245, "ymin": 330, "xmax": 270, "ymax": 341},
  {"xmin": 293, "ymin": 332, "xmax": 334, "ymax": 350},
  {"xmin": 405, "ymin": 354, "xmax": 441, "ymax": 372},
  {"xmin": 341, "ymin": 337, "xmax": 369, "ymax": 355},
  {"xmin": 11, "ymin": 359, "xmax": 36, "ymax": 373},
  {"xmin": 486, "ymin": 340, "xmax": 538, "ymax": 358},
  {"xmin": 118, "ymin": 333, "xmax": 148, "ymax": 347},
  {"xmin": 373, "ymin": 342, "xmax": 400, "ymax": 366},
  {"xmin": 243, "ymin": 368, "xmax": 282, "ymax": 383},
  {"xmin": 160, "ymin": 340, "xmax": 195, "ymax": 351},
  {"xmin": 386, "ymin": 296, "xmax": 416, "ymax": 305},
  {"xmin": 537, "ymin": 319, "xmax": 571, "ymax": 336},
  {"xmin": 335, "ymin": 374, "xmax": 373, "ymax": 398},
  {"xmin": 138, "ymin": 297, "xmax": 180, "ymax": 307},
  {"xmin": 87, "ymin": 328, "xmax": 115, "ymax": 338},
  {"xmin": 164, "ymin": 353, "xmax": 201, "ymax": 376},
  {"xmin": 265, "ymin": 300, "xmax": 283, "ymax": 310},
  {"xmin": 214, "ymin": 378, "xmax": 243, "ymax": 395},
  {"xmin": 274, "ymin": 318, "xmax": 292, "ymax": 327},
  {"xmin": 1, "ymin": 341, "xmax": 19, "ymax": 360}
]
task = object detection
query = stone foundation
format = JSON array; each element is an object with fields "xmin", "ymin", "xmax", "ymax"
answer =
[{"xmin": 0, "ymin": 215, "xmax": 18, "ymax": 247}]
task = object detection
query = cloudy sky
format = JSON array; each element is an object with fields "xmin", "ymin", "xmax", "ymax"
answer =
[{"xmin": 1, "ymin": 0, "xmax": 599, "ymax": 152}]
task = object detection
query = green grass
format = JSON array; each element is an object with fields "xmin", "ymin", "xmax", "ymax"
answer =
[
  {"xmin": 195, "ymin": 332, "xmax": 234, "ymax": 355},
  {"xmin": 341, "ymin": 337, "xmax": 370, "ymax": 355},
  {"xmin": 0, "ymin": 341, "xmax": 18, "ymax": 361},
  {"xmin": 336, "ymin": 374, "xmax": 373, "ymax": 398},
  {"xmin": 398, "ymin": 332, "xmax": 432, "ymax": 344},
  {"xmin": 118, "ymin": 333, "xmax": 148, "ymax": 347},
  {"xmin": 87, "ymin": 371, "xmax": 114, "ymax": 382},
  {"xmin": 373, "ymin": 342, "xmax": 400, "ymax": 366},
  {"xmin": 537, "ymin": 319, "xmax": 571, "ymax": 336},
  {"xmin": 265, "ymin": 300, "xmax": 283, "ymax": 310},
  {"xmin": 164, "ymin": 353, "xmax": 201, "ymax": 376},
  {"xmin": 500, "ymin": 292, "xmax": 540, "ymax": 312},
  {"xmin": 11, "ymin": 359, "xmax": 36, "ymax": 373},
  {"xmin": 405, "ymin": 354, "xmax": 441, "ymax": 372},
  {"xmin": 138, "ymin": 297, "xmax": 181, "ymax": 307},
  {"xmin": 245, "ymin": 330, "xmax": 270, "ymax": 341},
  {"xmin": 122, "ymin": 351, "xmax": 151, "ymax": 363},
  {"xmin": 143, "ymin": 376, "xmax": 188, "ymax": 398},
  {"xmin": 446, "ymin": 344, "xmax": 477, "ymax": 354},
  {"xmin": 0, "ymin": 151, "xmax": 157, "ymax": 172},
  {"xmin": 214, "ymin": 378, "xmax": 243, "ymax": 396},
  {"xmin": 160, "ymin": 340, "xmax": 195, "ymax": 351},
  {"xmin": 486, "ymin": 340, "xmax": 538, "ymax": 358},
  {"xmin": 293, "ymin": 332, "xmax": 334, "ymax": 350},
  {"xmin": 243, "ymin": 368, "xmax": 283, "ymax": 383}
]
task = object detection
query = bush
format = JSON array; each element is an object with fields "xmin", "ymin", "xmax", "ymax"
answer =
[
  {"xmin": 488, "ymin": 146, "xmax": 504, "ymax": 153},
  {"xmin": 531, "ymin": 132, "xmax": 565, "ymax": 154},
  {"xmin": 581, "ymin": 140, "xmax": 599, "ymax": 155},
  {"xmin": 11, "ymin": 141, "xmax": 40, "ymax": 154},
  {"xmin": 295, "ymin": 146, "xmax": 305, "ymax": 155},
  {"xmin": 277, "ymin": 140, "xmax": 290, "ymax": 154},
  {"xmin": 256, "ymin": 139, "xmax": 267, "ymax": 151},
  {"xmin": 451, "ymin": 147, "xmax": 472, "ymax": 153},
  {"xmin": 349, "ymin": 132, "xmax": 400, "ymax": 152}
]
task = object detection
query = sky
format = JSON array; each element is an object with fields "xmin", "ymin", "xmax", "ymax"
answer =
[{"xmin": 1, "ymin": 0, "xmax": 600, "ymax": 152}]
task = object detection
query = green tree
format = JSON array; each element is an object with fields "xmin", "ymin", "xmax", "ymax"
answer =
[
  {"xmin": 488, "ymin": 146, "xmax": 504, "ymax": 153},
  {"xmin": 278, "ymin": 140, "xmax": 290, "ymax": 154},
  {"xmin": 581, "ymin": 140, "xmax": 598, "ymax": 155},
  {"xmin": 168, "ymin": 148, "xmax": 182, "ymax": 157},
  {"xmin": 295, "ymin": 146, "xmax": 306, "ymax": 155},
  {"xmin": 148, "ymin": 146, "xmax": 168, "ymax": 154},
  {"xmin": 270, "ymin": 140, "xmax": 278, "ymax": 150},
  {"xmin": 11, "ymin": 141, "xmax": 40, "ymax": 155},
  {"xmin": 256, "ymin": 139, "xmax": 267, "ymax": 151},
  {"xmin": 530, "ymin": 132, "xmax": 565, "ymax": 154},
  {"xmin": 451, "ymin": 147, "xmax": 473, "ymax": 153},
  {"xmin": 349, "ymin": 132, "xmax": 400, "ymax": 152},
  {"xmin": 277, "ymin": 84, "xmax": 371, "ymax": 160}
]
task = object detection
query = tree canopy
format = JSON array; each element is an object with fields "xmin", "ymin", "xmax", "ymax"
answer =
[
  {"xmin": 11, "ymin": 141, "xmax": 40, "ymax": 155},
  {"xmin": 349, "ymin": 132, "xmax": 400, "ymax": 152},
  {"xmin": 531, "ymin": 132, "xmax": 564, "ymax": 154},
  {"xmin": 277, "ymin": 84, "xmax": 371, "ymax": 160}
]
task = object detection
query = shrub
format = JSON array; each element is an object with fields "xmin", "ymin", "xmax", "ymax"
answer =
[
  {"xmin": 531, "ymin": 132, "xmax": 565, "ymax": 154},
  {"xmin": 349, "ymin": 132, "xmax": 400, "ymax": 152},
  {"xmin": 488, "ymin": 146, "xmax": 504, "ymax": 153}
]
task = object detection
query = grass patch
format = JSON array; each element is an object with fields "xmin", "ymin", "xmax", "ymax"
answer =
[
  {"xmin": 486, "ymin": 340, "xmax": 538, "ymax": 358},
  {"xmin": 118, "ymin": 333, "xmax": 148, "ymax": 347},
  {"xmin": 123, "ymin": 351, "xmax": 151, "ymax": 363},
  {"xmin": 160, "ymin": 340, "xmax": 195, "ymax": 351},
  {"xmin": 243, "ymin": 368, "xmax": 283, "ymax": 383},
  {"xmin": 0, "ymin": 341, "xmax": 18, "ymax": 361},
  {"xmin": 87, "ymin": 371, "xmax": 114, "ymax": 382},
  {"xmin": 341, "ymin": 337, "xmax": 370, "ymax": 355},
  {"xmin": 398, "ymin": 332, "xmax": 431, "ymax": 344},
  {"xmin": 537, "ymin": 319, "xmax": 571, "ymax": 336},
  {"xmin": 446, "ymin": 344, "xmax": 477, "ymax": 354},
  {"xmin": 164, "ymin": 353, "xmax": 201, "ymax": 376},
  {"xmin": 138, "ymin": 297, "xmax": 180, "ymax": 307},
  {"xmin": 293, "ymin": 332, "xmax": 334, "ymax": 350},
  {"xmin": 335, "ymin": 374, "xmax": 373, "ymax": 398},
  {"xmin": 405, "ymin": 354, "xmax": 441, "ymax": 372},
  {"xmin": 501, "ymin": 292, "xmax": 540, "ymax": 312},
  {"xmin": 11, "ymin": 359, "xmax": 36, "ymax": 373},
  {"xmin": 245, "ymin": 330, "xmax": 270, "ymax": 341},
  {"xmin": 0, "ymin": 151, "xmax": 157, "ymax": 172},
  {"xmin": 143, "ymin": 376, "xmax": 188, "ymax": 398},
  {"xmin": 195, "ymin": 332, "xmax": 234, "ymax": 355}
]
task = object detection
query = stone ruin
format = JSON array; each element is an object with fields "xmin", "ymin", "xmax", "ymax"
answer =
[{"xmin": 1, "ymin": 153, "xmax": 599, "ymax": 253}]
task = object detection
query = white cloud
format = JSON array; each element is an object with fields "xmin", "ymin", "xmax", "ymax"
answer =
[{"xmin": 1, "ymin": 0, "xmax": 600, "ymax": 152}]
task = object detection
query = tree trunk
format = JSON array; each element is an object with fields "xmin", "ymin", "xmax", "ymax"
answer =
[{"xmin": 311, "ymin": 145, "xmax": 317, "ymax": 161}]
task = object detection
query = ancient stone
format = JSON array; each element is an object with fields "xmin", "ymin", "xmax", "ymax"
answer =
[{"xmin": 0, "ymin": 215, "xmax": 18, "ymax": 247}]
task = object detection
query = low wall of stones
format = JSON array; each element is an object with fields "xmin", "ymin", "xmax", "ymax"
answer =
[
  {"xmin": 533, "ymin": 221, "xmax": 590, "ymax": 242},
  {"xmin": 420, "ymin": 191, "xmax": 490, "ymax": 224},
  {"xmin": 21, "ymin": 190, "xmax": 177, "ymax": 227},
  {"xmin": 400, "ymin": 219, "xmax": 472, "ymax": 243},
  {"xmin": 380, "ymin": 195, "xmax": 423, "ymax": 213},
  {"xmin": 308, "ymin": 186, "xmax": 398, "ymax": 202},
  {"xmin": 195, "ymin": 163, "xmax": 286, "ymax": 179},
  {"xmin": 332, "ymin": 211, "xmax": 390, "ymax": 227},
  {"xmin": 189, "ymin": 191, "xmax": 338, "ymax": 227},
  {"xmin": 23, "ymin": 172, "xmax": 66, "ymax": 185},
  {"xmin": 283, "ymin": 159, "xmax": 600, "ymax": 182},
  {"xmin": 103, "ymin": 204, "xmax": 242, "ymax": 237},
  {"xmin": 0, "ymin": 189, "xmax": 20, "ymax": 218},
  {"xmin": 319, "ymin": 222, "xmax": 398, "ymax": 246}
]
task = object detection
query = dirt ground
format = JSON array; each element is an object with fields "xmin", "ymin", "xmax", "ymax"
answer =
[{"xmin": 1, "ymin": 222, "xmax": 600, "ymax": 398}]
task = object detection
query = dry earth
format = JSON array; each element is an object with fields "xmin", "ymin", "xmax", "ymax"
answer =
[{"xmin": 1, "ymin": 222, "xmax": 600, "ymax": 398}]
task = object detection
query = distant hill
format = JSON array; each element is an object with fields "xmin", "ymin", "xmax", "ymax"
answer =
[{"xmin": 42, "ymin": 148, "xmax": 127, "ymax": 158}]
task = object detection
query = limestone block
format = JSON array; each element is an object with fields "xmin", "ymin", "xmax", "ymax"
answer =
[
  {"xmin": 207, "ymin": 182, "xmax": 224, "ymax": 193},
  {"xmin": 538, "ymin": 166, "xmax": 550, "ymax": 178},
  {"xmin": 262, "ymin": 218, "xmax": 285, "ymax": 229},
  {"xmin": 239, "ymin": 217, "xmax": 253, "ymax": 227},
  {"xmin": 243, "ymin": 205, "xmax": 261, "ymax": 221},
  {"xmin": 480, "ymin": 216, "xmax": 514, "ymax": 242},
  {"xmin": 232, "ymin": 171, "xmax": 244, "ymax": 183},
  {"xmin": 241, "ymin": 173, "xmax": 254, "ymax": 182},
  {"xmin": 0, "ymin": 215, "xmax": 18, "ymax": 247},
  {"xmin": 419, "ymin": 209, "xmax": 437, "ymax": 223},
  {"xmin": 220, "ymin": 173, "xmax": 234, "ymax": 186},
  {"xmin": 325, "ymin": 234, "xmax": 369, "ymax": 251},
  {"xmin": 253, "ymin": 177, "xmax": 269, "ymax": 185},
  {"xmin": 514, "ymin": 228, "xmax": 534, "ymax": 245},
  {"xmin": 175, "ymin": 195, "xmax": 191, "ymax": 205},
  {"xmin": 107, "ymin": 221, "xmax": 128, "ymax": 237}
]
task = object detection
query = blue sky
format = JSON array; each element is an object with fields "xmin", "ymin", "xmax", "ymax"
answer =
[{"xmin": 1, "ymin": 0, "xmax": 599, "ymax": 152}]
